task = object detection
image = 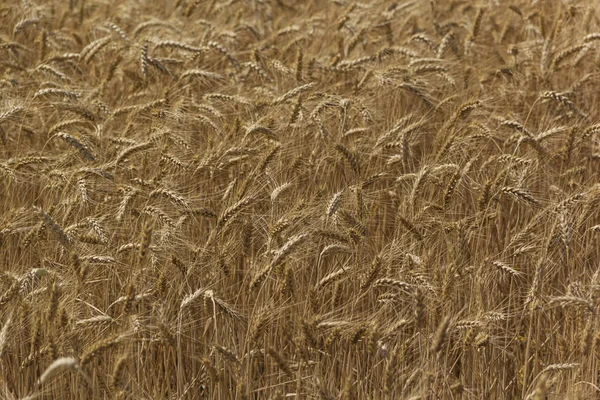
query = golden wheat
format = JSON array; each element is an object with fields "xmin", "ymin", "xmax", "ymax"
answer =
[{"xmin": 2, "ymin": 1, "xmax": 600, "ymax": 399}]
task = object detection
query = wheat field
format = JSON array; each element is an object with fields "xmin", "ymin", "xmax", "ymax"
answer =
[{"xmin": 1, "ymin": 0, "xmax": 600, "ymax": 398}]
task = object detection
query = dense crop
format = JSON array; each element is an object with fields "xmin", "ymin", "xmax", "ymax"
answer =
[{"xmin": 1, "ymin": 0, "xmax": 600, "ymax": 398}]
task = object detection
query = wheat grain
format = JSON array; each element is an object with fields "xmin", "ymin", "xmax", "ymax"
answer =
[
  {"xmin": 80, "ymin": 36, "xmax": 112, "ymax": 62},
  {"xmin": 34, "ymin": 88, "xmax": 80, "ymax": 100},
  {"xmin": 541, "ymin": 91, "xmax": 587, "ymax": 119},
  {"xmin": 179, "ymin": 69, "xmax": 224, "ymax": 82},
  {"xmin": 270, "ymin": 233, "xmax": 309, "ymax": 271},
  {"xmin": 327, "ymin": 189, "xmax": 344, "ymax": 218},
  {"xmin": 37, "ymin": 357, "xmax": 79, "ymax": 386},
  {"xmin": 55, "ymin": 132, "xmax": 95, "ymax": 161},
  {"xmin": 34, "ymin": 207, "xmax": 72, "ymax": 248},
  {"xmin": 75, "ymin": 315, "xmax": 114, "ymax": 327},
  {"xmin": 0, "ymin": 311, "xmax": 12, "ymax": 358}
]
